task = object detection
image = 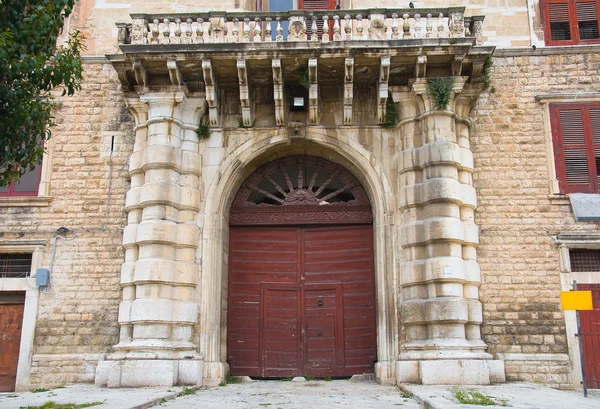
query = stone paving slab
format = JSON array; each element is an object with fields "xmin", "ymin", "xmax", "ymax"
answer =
[
  {"xmin": 156, "ymin": 379, "xmax": 420, "ymax": 409},
  {"xmin": 0, "ymin": 384, "xmax": 180, "ymax": 409},
  {"xmin": 401, "ymin": 383, "xmax": 600, "ymax": 409}
]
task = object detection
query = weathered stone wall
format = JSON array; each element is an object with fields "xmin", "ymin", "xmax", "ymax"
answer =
[
  {"xmin": 0, "ymin": 63, "xmax": 133, "ymax": 388},
  {"xmin": 472, "ymin": 51, "xmax": 600, "ymax": 389},
  {"xmin": 4, "ymin": 49, "xmax": 600, "ymax": 389}
]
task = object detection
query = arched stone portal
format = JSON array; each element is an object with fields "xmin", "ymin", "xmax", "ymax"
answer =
[
  {"xmin": 227, "ymin": 156, "xmax": 376, "ymax": 378},
  {"xmin": 199, "ymin": 135, "xmax": 399, "ymax": 386}
]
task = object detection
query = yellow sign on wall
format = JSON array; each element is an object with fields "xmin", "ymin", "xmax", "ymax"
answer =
[{"xmin": 560, "ymin": 291, "xmax": 593, "ymax": 311}]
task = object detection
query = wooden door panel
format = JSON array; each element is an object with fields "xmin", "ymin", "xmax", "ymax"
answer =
[
  {"xmin": 228, "ymin": 225, "xmax": 376, "ymax": 378},
  {"xmin": 579, "ymin": 284, "xmax": 600, "ymax": 389},
  {"xmin": 0, "ymin": 302, "xmax": 25, "ymax": 392},
  {"xmin": 262, "ymin": 287, "xmax": 301, "ymax": 377}
]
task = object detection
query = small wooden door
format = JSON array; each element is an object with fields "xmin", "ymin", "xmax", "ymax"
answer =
[
  {"xmin": 0, "ymin": 294, "xmax": 25, "ymax": 392},
  {"xmin": 579, "ymin": 284, "xmax": 600, "ymax": 389},
  {"xmin": 228, "ymin": 225, "xmax": 376, "ymax": 378}
]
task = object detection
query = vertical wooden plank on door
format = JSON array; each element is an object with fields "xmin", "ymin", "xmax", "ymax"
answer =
[
  {"xmin": 0, "ymin": 300, "xmax": 25, "ymax": 392},
  {"xmin": 261, "ymin": 286, "xmax": 301, "ymax": 377}
]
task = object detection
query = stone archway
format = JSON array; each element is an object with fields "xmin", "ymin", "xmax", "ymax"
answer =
[{"xmin": 198, "ymin": 135, "xmax": 399, "ymax": 386}]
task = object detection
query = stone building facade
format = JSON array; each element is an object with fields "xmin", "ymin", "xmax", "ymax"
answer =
[{"xmin": 1, "ymin": 0, "xmax": 599, "ymax": 393}]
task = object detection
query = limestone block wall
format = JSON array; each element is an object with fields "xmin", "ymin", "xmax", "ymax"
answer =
[
  {"xmin": 472, "ymin": 50, "xmax": 600, "ymax": 389},
  {"xmin": 0, "ymin": 62, "xmax": 133, "ymax": 388}
]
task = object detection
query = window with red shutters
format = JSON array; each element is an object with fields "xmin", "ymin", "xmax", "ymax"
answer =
[
  {"xmin": 550, "ymin": 103, "xmax": 600, "ymax": 194},
  {"xmin": 0, "ymin": 164, "xmax": 42, "ymax": 197},
  {"xmin": 541, "ymin": 0, "xmax": 600, "ymax": 45}
]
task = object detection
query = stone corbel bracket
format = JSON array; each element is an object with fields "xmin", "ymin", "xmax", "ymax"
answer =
[
  {"xmin": 272, "ymin": 59, "xmax": 284, "ymax": 126},
  {"xmin": 202, "ymin": 59, "xmax": 219, "ymax": 126},
  {"xmin": 308, "ymin": 58, "xmax": 318, "ymax": 125},
  {"xmin": 344, "ymin": 57, "xmax": 354, "ymax": 125},
  {"xmin": 132, "ymin": 60, "xmax": 147, "ymax": 88},
  {"xmin": 415, "ymin": 55, "xmax": 427, "ymax": 78},
  {"xmin": 452, "ymin": 55, "xmax": 464, "ymax": 77},
  {"xmin": 237, "ymin": 59, "xmax": 253, "ymax": 127},
  {"xmin": 167, "ymin": 60, "xmax": 183, "ymax": 86},
  {"xmin": 377, "ymin": 55, "xmax": 391, "ymax": 124}
]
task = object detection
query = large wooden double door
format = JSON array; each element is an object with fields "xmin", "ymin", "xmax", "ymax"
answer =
[{"xmin": 227, "ymin": 225, "xmax": 376, "ymax": 378}]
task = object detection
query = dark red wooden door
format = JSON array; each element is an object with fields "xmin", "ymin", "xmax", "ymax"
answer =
[
  {"xmin": 579, "ymin": 284, "xmax": 600, "ymax": 389},
  {"xmin": 228, "ymin": 225, "xmax": 376, "ymax": 378},
  {"xmin": 0, "ymin": 301, "xmax": 24, "ymax": 392}
]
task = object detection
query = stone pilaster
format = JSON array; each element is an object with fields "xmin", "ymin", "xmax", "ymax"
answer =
[
  {"xmin": 96, "ymin": 87, "xmax": 205, "ymax": 387},
  {"xmin": 394, "ymin": 79, "xmax": 504, "ymax": 385}
]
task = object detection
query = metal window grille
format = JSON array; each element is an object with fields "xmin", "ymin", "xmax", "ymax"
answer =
[
  {"xmin": 0, "ymin": 253, "xmax": 33, "ymax": 278},
  {"xmin": 569, "ymin": 249, "xmax": 600, "ymax": 272}
]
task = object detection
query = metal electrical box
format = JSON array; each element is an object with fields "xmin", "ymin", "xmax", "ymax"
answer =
[{"xmin": 36, "ymin": 268, "xmax": 50, "ymax": 287}]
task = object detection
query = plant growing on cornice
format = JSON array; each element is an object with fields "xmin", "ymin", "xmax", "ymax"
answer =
[
  {"xmin": 481, "ymin": 56, "xmax": 494, "ymax": 91},
  {"xmin": 381, "ymin": 94, "xmax": 398, "ymax": 128},
  {"xmin": 427, "ymin": 77, "xmax": 455, "ymax": 110},
  {"xmin": 196, "ymin": 113, "xmax": 211, "ymax": 139},
  {"xmin": 298, "ymin": 65, "xmax": 310, "ymax": 90}
]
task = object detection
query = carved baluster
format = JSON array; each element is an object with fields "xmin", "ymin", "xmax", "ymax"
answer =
[
  {"xmin": 254, "ymin": 17, "xmax": 262, "ymax": 42},
  {"xmin": 302, "ymin": 17, "xmax": 308, "ymax": 38},
  {"xmin": 438, "ymin": 13, "xmax": 444, "ymax": 38},
  {"xmin": 311, "ymin": 16, "xmax": 318, "ymax": 41},
  {"xmin": 231, "ymin": 18, "xmax": 239, "ymax": 42},
  {"xmin": 243, "ymin": 18, "xmax": 251, "ymax": 42},
  {"xmin": 425, "ymin": 13, "xmax": 433, "ymax": 38},
  {"xmin": 196, "ymin": 18, "xmax": 204, "ymax": 43},
  {"xmin": 333, "ymin": 15, "xmax": 341, "ymax": 41},
  {"xmin": 287, "ymin": 17, "xmax": 292, "ymax": 39},
  {"xmin": 402, "ymin": 13, "xmax": 410, "ymax": 38},
  {"xmin": 464, "ymin": 18, "xmax": 472, "ymax": 36},
  {"xmin": 151, "ymin": 19, "xmax": 160, "ymax": 44},
  {"xmin": 367, "ymin": 15, "xmax": 373, "ymax": 39},
  {"xmin": 183, "ymin": 18, "xmax": 193, "ymax": 44},
  {"xmin": 322, "ymin": 15, "xmax": 329, "ymax": 43},
  {"xmin": 414, "ymin": 13, "xmax": 421, "ymax": 39},
  {"xmin": 344, "ymin": 14, "xmax": 352, "ymax": 41},
  {"xmin": 276, "ymin": 17, "xmax": 284, "ymax": 41},
  {"xmin": 162, "ymin": 18, "xmax": 171, "ymax": 44},
  {"xmin": 173, "ymin": 18, "xmax": 182, "ymax": 44},
  {"xmin": 265, "ymin": 17, "xmax": 272, "ymax": 42},
  {"xmin": 356, "ymin": 14, "xmax": 364, "ymax": 40},
  {"xmin": 391, "ymin": 13, "xmax": 399, "ymax": 40}
]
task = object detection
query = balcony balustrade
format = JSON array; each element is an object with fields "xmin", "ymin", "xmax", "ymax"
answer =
[{"xmin": 116, "ymin": 8, "xmax": 484, "ymax": 46}]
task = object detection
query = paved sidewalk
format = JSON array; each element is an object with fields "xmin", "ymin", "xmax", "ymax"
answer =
[
  {"xmin": 0, "ymin": 384, "xmax": 180, "ymax": 409},
  {"xmin": 401, "ymin": 382, "xmax": 600, "ymax": 409},
  {"xmin": 156, "ymin": 379, "xmax": 420, "ymax": 409},
  {"xmin": 1, "ymin": 381, "xmax": 599, "ymax": 409}
]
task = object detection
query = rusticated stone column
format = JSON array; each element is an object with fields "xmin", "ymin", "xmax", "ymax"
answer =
[
  {"xmin": 394, "ymin": 78, "xmax": 504, "ymax": 385},
  {"xmin": 96, "ymin": 87, "xmax": 205, "ymax": 387}
]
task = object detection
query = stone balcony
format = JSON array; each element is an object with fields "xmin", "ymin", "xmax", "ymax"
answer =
[{"xmin": 108, "ymin": 7, "xmax": 494, "ymax": 128}]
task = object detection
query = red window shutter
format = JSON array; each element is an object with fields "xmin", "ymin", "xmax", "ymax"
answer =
[
  {"xmin": 551, "ymin": 104, "xmax": 600, "ymax": 194},
  {"xmin": 576, "ymin": 1, "xmax": 600, "ymax": 39},
  {"xmin": 548, "ymin": 1, "xmax": 573, "ymax": 41}
]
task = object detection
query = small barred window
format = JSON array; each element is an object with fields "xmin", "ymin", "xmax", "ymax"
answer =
[
  {"xmin": 0, "ymin": 253, "xmax": 33, "ymax": 278},
  {"xmin": 569, "ymin": 249, "xmax": 600, "ymax": 272}
]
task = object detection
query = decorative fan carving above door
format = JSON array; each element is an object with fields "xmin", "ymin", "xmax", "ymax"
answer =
[{"xmin": 230, "ymin": 156, "xmax": 372, "ymax": 225}]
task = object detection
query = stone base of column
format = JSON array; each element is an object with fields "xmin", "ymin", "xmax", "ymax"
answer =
[
  {"xmin": 202, "ymin": 361, "xmax": 229, "ymax": 387},
  {"xmin": 375, "ymin": 360, "xmax": 397, "ymax": 385},
  {"xmin": 396, "ymin": 359, "xmax": 506, "ymax": 385},
  {"xmin": 95, "ymin": 357, "xmax": 203, "ymax": 387}
]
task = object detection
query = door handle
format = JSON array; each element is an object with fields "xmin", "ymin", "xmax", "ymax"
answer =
[{"xmin": 317, "ymin": 296, "xmax": 324, "ymax": 306}]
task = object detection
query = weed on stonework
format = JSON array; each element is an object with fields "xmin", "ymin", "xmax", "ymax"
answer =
[
  {"xmin": 22, "ymin": 401, "xmax": 103, "ymax": 409},
  {"xmin": 450, "ymin": 388, "xmax": 508, "ymax": 406},
  {"xmin": 177, "ymin": 386, "xmax": 197, "ymax": 396},
  {"xmin": 400, "ymin": 391, "xmax": 413, "ymax": 399}
]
